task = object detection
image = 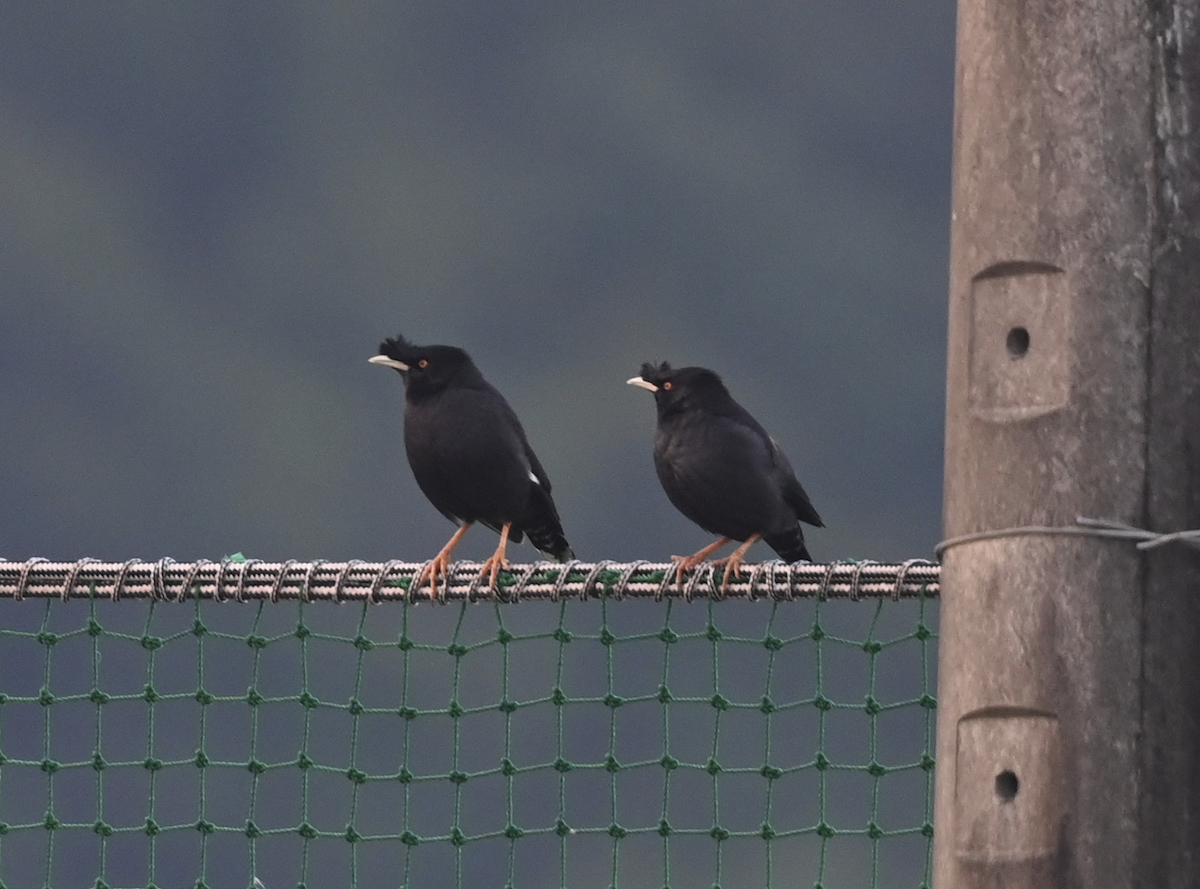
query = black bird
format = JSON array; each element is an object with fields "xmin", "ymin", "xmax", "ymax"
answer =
[
  {"xmin": 370, "ymin": 335, "xmax": 573, "ymax": 599},
  {"xmin": 627, "ymin": 362, "xmax": 823, "ymax": 591}
]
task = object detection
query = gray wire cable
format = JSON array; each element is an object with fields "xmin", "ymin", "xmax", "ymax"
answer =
[{"xmin": 935, "ymin": 515, "xmax": 1200, "ymax": 558}]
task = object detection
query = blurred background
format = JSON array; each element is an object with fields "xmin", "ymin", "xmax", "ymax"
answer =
[
  {"xmin": 0, "ymin": 4, "xmax": 954, "ymax": 887},
  {"xmin": 0, "ymin": 2, "xmax": 953, "ymax": 566}
]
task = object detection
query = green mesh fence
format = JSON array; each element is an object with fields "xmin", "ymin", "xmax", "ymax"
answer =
[{"xmin": 0, "ymin": 560, "xmax": 937, "ymax": 889}]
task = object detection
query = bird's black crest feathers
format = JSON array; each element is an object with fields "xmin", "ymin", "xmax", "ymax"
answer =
[
  {"xmin": 639, "ymin": 361, "xmax": 671, "ymax": 384},
  {"xmin": 378, "ymin": 335, "xmax": 417, "ymax": 363}
]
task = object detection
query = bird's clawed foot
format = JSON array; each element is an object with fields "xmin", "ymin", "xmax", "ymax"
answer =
[
  {"xmin": 671, "ymin": 537, "xmax": 733, "ymax": 588},
  {"xmin": 478, "ymin": 522, "xmax": 513, "ymax": 592},
  {"xmin": 708, "ymin": 553, "xmax": 746, "ymax": 594},
  {"xmin": 415, "ymin": 552, "xmax": 453, "ymax": 602},
  {"xmin": 673, "ymin": 535, "xmax": 761, "ymax": 593},
  {"xmin": 478, "ymin": 552, "xmax": 511, "ymax": 589},
  {"xmin": 671, "ymin": 552, "xmax": 707, "ymax": 587},
  {"xmin": 415, "ymin": 522, "xmax": 473, "ymax": 602}
]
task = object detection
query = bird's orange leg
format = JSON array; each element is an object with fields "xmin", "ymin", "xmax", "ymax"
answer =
[
  {"xmin": 709, "ymin": 533, "xmax": 762, "ymax": 594},
  {"xmin": 479, "ymin": 522, "xmax": 513, "ymax": 590},
  {"xmin": 417, "ymin": 522, "xmax": 473, "ymax": 602},
  {"xmin": 671, "ymin": 536, "xmax": 732, "ymax": 587}
]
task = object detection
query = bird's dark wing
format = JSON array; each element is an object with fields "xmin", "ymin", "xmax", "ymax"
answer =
[
  {"xmin": 722, "ymin": 399, "xmax": 824, "ymax": 530},
  {"xmin": 769, "ymin": 440, "xmax": 824, "ymax": 528},
  {"xmin": 505, "ymin": 406, "xmax": 573, "ymax": 560},
  {"xmin": 471, "ymin": 392, "xmax": 546, "ymax": 534},
  {"xmin": 523, "ymin": 438, "xmax": 553, "ymax": 493}
]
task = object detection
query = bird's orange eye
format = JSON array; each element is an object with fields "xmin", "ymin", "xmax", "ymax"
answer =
[
  {"xmin": 663, "ymin": 381, "xmax": 673, "ymax": 390},
  {"xmin": 418, "ymin": 359, "xmax": 429, "ymax": 368}
]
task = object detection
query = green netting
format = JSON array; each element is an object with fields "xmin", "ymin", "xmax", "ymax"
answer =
[{"xmin": 0, "ymin": 567, "xmax": 936, "ymax": 889}]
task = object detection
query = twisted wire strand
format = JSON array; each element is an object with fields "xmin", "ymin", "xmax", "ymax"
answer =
[
  {"xmin": 934, "ymin": 515, "xmax": 1200, "ymax": 558},
  {"xmin": 0, "ymin": 558, "xmax": 940, "ymax": 602}
]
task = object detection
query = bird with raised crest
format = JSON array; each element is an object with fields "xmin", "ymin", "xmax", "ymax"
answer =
[
  {"xmin": 370, "ymin": 335, "xmax": 573, "ymax": 599},
  {"xmin": 627, "ymin": 361, "xmax": 823, "ymax": 591}
]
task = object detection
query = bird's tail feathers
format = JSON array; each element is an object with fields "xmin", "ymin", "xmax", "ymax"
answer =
[
  {"xmin": 525, "ymin": 518, "xmax": 574, "ymax": 562},
  {"xmin": 531, "ymin": 535, "xmax": 574, "ymax": 561},
  {"xmin": 762, "ymin": 524, "xmax": 813, "ymax": 564},
  {"xmin": 523, "ymin": 485, "xmax": 574, "ymax": 562},
  {"xmin": 484, "ymin": 516, "xmax": 573, "ymax": 562}
]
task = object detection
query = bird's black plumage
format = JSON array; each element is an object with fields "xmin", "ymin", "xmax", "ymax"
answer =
[
  {"xmin": 628, "ymin": 361, "xmax": 822, "ymax": 586},
  {"xmin": 371, "ymin": 335, "xmax": 573, "ymax": 596}
]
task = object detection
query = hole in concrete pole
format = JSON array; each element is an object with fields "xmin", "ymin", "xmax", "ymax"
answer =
[
  {"xmin": 1006, "ymin": 326, "xmax": 1030, "ymax": 357},
  {"xmin": 995, "ymin": 769, "xmax": 1019, "ymax": 802}
]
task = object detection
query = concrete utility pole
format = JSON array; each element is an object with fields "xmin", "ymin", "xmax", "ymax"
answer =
[{"xmin": 935, "ymin": 1, "xmax": 1200, "ymax": 887}]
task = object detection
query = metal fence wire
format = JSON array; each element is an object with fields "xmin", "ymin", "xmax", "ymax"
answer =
[{"xmin": 0, "ymin": 559, "xmax": 938, "ymax": 889}]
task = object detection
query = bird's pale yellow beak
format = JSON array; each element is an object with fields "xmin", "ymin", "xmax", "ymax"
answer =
[
  {"xmin": 369, "ymin": 355, "xmax": 409, "ymax": 371},
  {"xmin": 626, "ymin": 376, "xmax": 658, "ymax": 392}
]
